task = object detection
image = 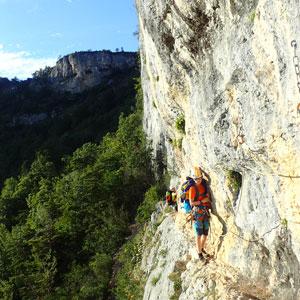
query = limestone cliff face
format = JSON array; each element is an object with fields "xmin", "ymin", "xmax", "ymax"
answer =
[
  {"xmin": 49, "ymin": 51, "xmax": 137, "ymax": 93},
  {"xmin": 135, "ymin": 0, "xmax": 300, "ymax": 299}
]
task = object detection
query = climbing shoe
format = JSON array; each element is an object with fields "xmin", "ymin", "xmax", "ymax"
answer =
[
  {"xmin": 198, "ymin": 253, "xmax": 205, "ymax": 262},
  {"xmin": 202, "ymin": 249, "xmax": 210, "ymax": 258}
]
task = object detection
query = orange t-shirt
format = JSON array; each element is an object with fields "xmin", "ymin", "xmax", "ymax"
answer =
[
  {"xmin": 189, "ymin": 183, "xmax": 206, "ymax": 202},
  {"xmin": 189, "ymin": 183, "xmax": 210, "ymax": 211}
]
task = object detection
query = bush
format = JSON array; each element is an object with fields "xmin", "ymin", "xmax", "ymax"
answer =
[
  {"xmin": 151, "ymin": 273, "xmax": 161, "ymax": 286},
  {"xmin": 175, "ymin": 116, "xmax": 185, "ymax": 134},
  {"xmin": 250, "ymin": 10, "xmax": 256, "ymax": 23},
  {"xmin": 136, "ymin": 185, "xmax": 164, "ymax": 226},
  {"xmin": 225, "ymin": 169, "xmax": 242, "ymax": 192},
  {"xmin": 32, "ymin": 66, "xmax": 53, "ymax": 79}
]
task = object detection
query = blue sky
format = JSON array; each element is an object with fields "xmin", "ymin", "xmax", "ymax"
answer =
[{"xmin": 0, "ymin": 0, "xmax": 139, "ymax": 80}]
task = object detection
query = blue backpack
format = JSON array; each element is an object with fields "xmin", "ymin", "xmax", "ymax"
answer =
[
  {"xmin": 183, "ymin": 200, "xmax": 192, "ymax": 213},
  {"xmin": 180, "ymin": 179, "xmax": 194, "ymax": 213},
  {"xmin": 180, "ymin": 179, "xmax": 208, "ymax": 213},
  {"xmin": 180, "ymin": 179, "xmax": 194, "ymax": 202}
]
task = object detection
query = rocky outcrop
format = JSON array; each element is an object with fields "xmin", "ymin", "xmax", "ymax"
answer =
[
  {"xmin": 141, "ymin": 203, "xmax": 276, "ymax": 300},
  {"xmin": 49, "ymin": 51, "xmax": 137, "ymax": 93},
  {"xmin": 136, "ymin": 0, "xmax": 300, "ymax": 299}
]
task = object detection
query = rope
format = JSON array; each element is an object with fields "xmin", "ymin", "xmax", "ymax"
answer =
[
  {"xmin": 225, "ymin": 223, "xmax": 281, "ymax": 243},
  {"xmin": 242, "ymin": 164, "xmax": 300, "ymax": 179}
]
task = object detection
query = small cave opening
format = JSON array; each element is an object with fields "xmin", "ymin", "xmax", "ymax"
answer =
[{"xmin": 225, "ymin": 169, "xmax": 243, "ymax": 207}]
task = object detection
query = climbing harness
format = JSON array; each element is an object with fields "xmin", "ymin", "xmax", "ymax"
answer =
[
  {"xmin": 194, "ymin": 210, "xmax": 210, "ymax": 222},
  {"xmin": 291, "ymin": 40, "xmax": 300, "ymax": 114},
  {"xmin": 183, "ymin": 211, "xmax": 193, "ymax": 227}
]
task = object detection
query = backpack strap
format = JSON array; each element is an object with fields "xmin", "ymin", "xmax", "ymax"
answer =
[
  {"xmin": 193, "ymin": 181, "xmax": 207, "ymax": 200},
  {"xmin": 192, "ymin": 181, "xmax": 209, "ymax": 210}
]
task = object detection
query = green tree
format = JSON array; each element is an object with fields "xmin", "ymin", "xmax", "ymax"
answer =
[
  {"xmin": 0, "ymin": 72, "xmax": 154, "ymax": 299},
  {"xmin": 32, "ymin": 66, "xmax": 53, "ymax": 79}
]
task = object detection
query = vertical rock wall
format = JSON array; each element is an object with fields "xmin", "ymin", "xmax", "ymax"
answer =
[{"xmin": 136, "ymin": 0, "xmax": 300, "ymax": 298}]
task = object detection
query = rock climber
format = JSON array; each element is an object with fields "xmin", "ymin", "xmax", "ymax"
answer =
[
  {"xmin": 189, "ymin": 167, "xmax": 211, "ymax": 262},
  {"xmin": 165, "ymin": 187, "xmax": 178, "ymax": 212}
]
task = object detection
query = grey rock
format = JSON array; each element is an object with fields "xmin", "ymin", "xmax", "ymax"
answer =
[
  {"xmin": 136, "ymin": 0, "xmax": 300, "ymax": 298},
  {"xmin": 49, "ymin": 50, "xmax": 137, "ymax": 93}
]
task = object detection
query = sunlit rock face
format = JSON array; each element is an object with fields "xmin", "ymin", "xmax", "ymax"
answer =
[
  {"xmin": 135, "ymin": 0, "xmax": 300, "ymax": 298},
  {"xmin": 49, "ymin": 51, "xmax": 137, "ymax": 93}
]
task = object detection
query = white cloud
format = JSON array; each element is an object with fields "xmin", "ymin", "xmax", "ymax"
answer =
[
  {"xmin": 50, "ymin": 32, "xmax": 62, "ymax": 38},
  {"xmin": 0, "ymin": 48, "xmax": 57, "ymax": 80},
  {"xmin": 66, "ymin": 0, "xmax": 72, "ymax": 2}
]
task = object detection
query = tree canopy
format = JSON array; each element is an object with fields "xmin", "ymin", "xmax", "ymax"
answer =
[{"xmin": 0, "ymin": 72, "xmax": 161, "ymax": 299}]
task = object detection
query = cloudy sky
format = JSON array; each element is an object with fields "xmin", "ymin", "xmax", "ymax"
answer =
[{"xmin": 0, "ymin": 0, "xmax": 139, "ymax": 80}]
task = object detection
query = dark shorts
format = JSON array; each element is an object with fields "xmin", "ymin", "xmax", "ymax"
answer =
[
  {"xmin": 193, "ymin": 214, "xmax": 210, "ymax": 236},
  {"xmin": 170, "ymin": 202, "xmax": 178, "ymax": 212}
]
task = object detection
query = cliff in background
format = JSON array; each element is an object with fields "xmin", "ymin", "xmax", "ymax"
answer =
[
  {"xmin": 48, "ymin": 50, "xmax": 137, "ymax": 93},
  {"xmin": 135, "ymin": 0, "xmax": 300, "ymax": 299},
  {"xmin": 0, "ymin": 53, "xmax": 139, "ymax": 186}
]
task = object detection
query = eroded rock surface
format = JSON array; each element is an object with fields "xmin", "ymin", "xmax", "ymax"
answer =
[
  {"xmin": 49, "ymin": 51, "xmax": 137, "ymax": 93},
  {"xmin": 136, "ymin": 0, "xmax": 300, "ymax": 298}
]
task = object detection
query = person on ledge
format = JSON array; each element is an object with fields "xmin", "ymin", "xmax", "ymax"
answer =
[
  {"xmin": 165, "ymin": 187, "xmax": 178, "ymax": 212},
  {"xmin": 189, "ymin": 167, "xmax": 211, "ymax": 262}
]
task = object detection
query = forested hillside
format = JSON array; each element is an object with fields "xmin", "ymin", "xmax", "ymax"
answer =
[
  {"xmin": 0, "ymin": 65, "xmax": 138, "ymax": 187},
  {"xmin": 0, "ymin": 74, "xmax": 165, "ymax": 299}
]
